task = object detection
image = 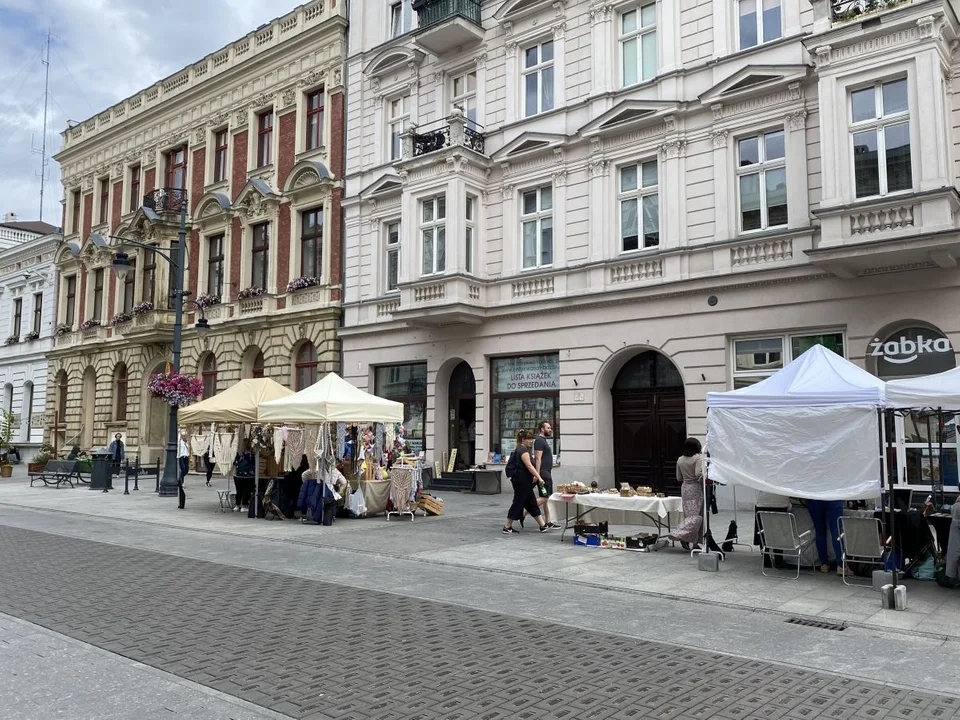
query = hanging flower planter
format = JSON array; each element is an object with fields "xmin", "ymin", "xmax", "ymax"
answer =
[
  {"xmin": 196, "ymin": 294, "xmax": 221, "ymax": 309},
  {"xmin": 54, "ymin": 324, "xmax": 72, "ymax": 337},
  {"xmin": 131, "ymin": 301, "xmax": 154, "ymax": 316},
  {"xmin": 148, "ymin": 371, "xmax": 204, "ymax": 407},
  {"xmin": 110, "ymin": 312, "xmax": 132, "ymax": 326},
  {"xmin": 23, "ymin": 331, "xmax": 40, "ymax": 342},
  {"xmin": 4, "ymin": 336, "xmax": 18, "ymax": 346},
  {"xmin": 79, "ymin": 319, "xmax": 101, "ymax": 331},
  {"xmin": 238, "ymin": 286, "xmax": 266, "ymax": 300}
]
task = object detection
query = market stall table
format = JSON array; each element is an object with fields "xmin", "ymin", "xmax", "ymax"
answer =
[{"xmin": 548, "ymin": 492, "xmax": 683, "ymax": 543}]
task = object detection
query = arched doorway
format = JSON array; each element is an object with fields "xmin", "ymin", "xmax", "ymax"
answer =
[
  {"xmin": 612, "ymin": 350, "xmax": 686, "ymax": 495},
  {"xmin": 82, "ymin": 367, "xmax": 97, "ymax": 449},
  {"xmin": 448, "ymin": 362, "xmax": 476, "ymax": 470}
]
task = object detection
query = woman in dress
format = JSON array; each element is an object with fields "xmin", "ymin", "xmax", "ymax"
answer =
[{"xmin": 668, "ymin": 438, "xmax": 705, "ymax": 550}]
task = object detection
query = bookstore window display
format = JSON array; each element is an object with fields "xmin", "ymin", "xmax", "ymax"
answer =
[{"xmin": 490, "ymin": 354, "xmax": 560, "ymax": 460}]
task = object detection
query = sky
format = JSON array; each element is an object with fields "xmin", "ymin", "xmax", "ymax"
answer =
[{"xmin": 0, "ymin": 0, "xmax": 297, "ymax": 227}]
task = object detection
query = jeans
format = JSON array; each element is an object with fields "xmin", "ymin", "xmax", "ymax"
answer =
[{"xmin": 807, "ymin": 499, "xmax": 843, "ymax": 566}]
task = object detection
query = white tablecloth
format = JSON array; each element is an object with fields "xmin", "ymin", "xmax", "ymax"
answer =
[{"xmin": 547, "ymin": 493, "xmax": 683, "ymax": 531}]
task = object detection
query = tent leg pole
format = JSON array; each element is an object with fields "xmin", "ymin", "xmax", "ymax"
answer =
[{"xmin": 884, "ymin": 409, "xmax": 898, "ymax": 589}]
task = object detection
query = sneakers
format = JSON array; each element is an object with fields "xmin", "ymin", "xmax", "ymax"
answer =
[
  {"xmin": 545, "ymin": 522, "xmax": 561, "ymax": 529},
  {"xmin": 819, "ymin": 564, "xmax": 831, "ymax": 574},
  {"xmin": 501, "ymin": 526, "xmax": 516, "ymax": 534},
  {"xmin": 539, "ymin": 524, "xmax": 555, "ymax": 533}
]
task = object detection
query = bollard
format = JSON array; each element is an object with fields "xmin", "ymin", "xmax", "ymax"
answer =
[
  {"xmin": 133, "ymin": 465, "xmax": 139, "ymax": 491},
  {"xmin": 124, "ymin": 461, "xmax": 130, "ymax": 495}
]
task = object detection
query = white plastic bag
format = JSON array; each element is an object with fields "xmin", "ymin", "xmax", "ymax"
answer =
[{"xmin": 348, "ymin": 486, "xmax": 367, "ymax": 517}]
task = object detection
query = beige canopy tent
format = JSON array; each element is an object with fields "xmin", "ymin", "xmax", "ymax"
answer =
[
  {"xmin": 257, "ymin": 372, "xmax": 404, "ymax": 424},
  {"xmin": 179, "ymin": 378, "xmax": 295, "ymax": 425}
]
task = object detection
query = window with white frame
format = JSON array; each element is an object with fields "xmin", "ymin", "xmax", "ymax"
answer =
[
  {"xmin": 390, "ymin": 0, "xmax": 415, "ymax": 37},
  {"xmin": 465, "ymin": 195, "xmax": 476, "ymax": 274},
  {"xmin": 421, "ymin": 196, "xmax": 446, "ymax": 276},
  {"xmin": 850, "ymin": 77, "xmax": 912, "ymax": 199},
  {"xmin": 385, "ymin": 221, "xmax": 400, "ymax": 292},
  {"xmin": 521, "ymin": 186, "xmax": 553, "ymax": 269},
  {"xmin": 732, "ymin": 332, "xmax": 844, "ymax": 388},
  {"xmin": 738, "ymin": 0, "xmax": 781, "ymax": 50},
  {"xmin": 737, "ymin": 129, "xmax": 787, "ymax": 232},
  {"xmin": 451, "ymin": 70, "xmax": 477, "ymax": 128},
  {"xmin": 523, "ymin": 40, "xmax": 554, "ymax": 118},
  {"xmin": 619, "ymin": 160, "xmax": 659, "ymax": 251},
  {"xmin": 620, "ymin": 4, "xmax": 657, "ymax": 86},
  {"xmin": 388, "ymin": 96, "xmax": 409, "ymax": 162}
]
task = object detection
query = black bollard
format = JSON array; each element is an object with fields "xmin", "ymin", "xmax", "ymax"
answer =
[{"xmin": 124, "ymin": 461, "xmax": 130, "ymax": 495}]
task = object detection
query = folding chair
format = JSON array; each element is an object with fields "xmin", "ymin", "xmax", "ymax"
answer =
[
  {"xmin": 757, "ymin": 511, "xmax": 815, "ymax": 579},
  {"xmin": 838, "ymin": 516, "xmax": 884, "ymax": 587}
]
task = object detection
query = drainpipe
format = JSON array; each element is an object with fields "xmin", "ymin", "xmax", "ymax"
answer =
[{"xmin": 338, "ymin": 0, "xmax": 350, "ymax": 379}]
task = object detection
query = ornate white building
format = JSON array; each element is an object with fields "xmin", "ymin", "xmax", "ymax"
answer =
[{"xmin": 340, "ymin": 0, "xmax": 960, "ymax": 493}]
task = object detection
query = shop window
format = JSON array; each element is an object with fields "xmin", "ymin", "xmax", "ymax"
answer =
[
  {"xmin": 201, "ymin": 354, "xmax": 217, "ymax": 399},
  {"xmin": 737, "ymin": 129, "xmax": 786, "ymax": 232},
  {"xmin": 620, "ymin": 4, "xmax": 657, "ymax": 87},
  {"xmin": 295, "ymin": 341, "xmax": 318, "ymax": 390},
  {"xmin": 850, "ymin": 78, "xmax": 912, "ymax": 199},
  {"xmin": 732, "ymin": 331, "xmax": 844, "ymax": 388},
  {"xmin": 523, "ymin": 40, "xmax": 554, "ymax": 118},
  {"xmin": 521, "ymin": 186, "xmax": 553, "ymax": 269},
  {"xmin": 375, "ymin": 363, "xmax": 427, "ymax": 453},
  {"xmin": 619, "ymin": 160, "xmax": 659, "ymax": 251},
  {"xmin": 421, "ymin": 195, "xmax": 446, "ymax": 276},
  {"xmin": 738, "ymin": 0, "xmax": 781, "ymax": 50},
  {"xmin": 385, "ymin": 221, "xmax": 400, "ymax": 292},
  {"xmin": 490, "ymin": 354, "xmax": 560, "ymax": 458}
]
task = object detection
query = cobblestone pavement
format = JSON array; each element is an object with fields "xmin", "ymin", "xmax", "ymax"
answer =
[{"xmin": 0, "ymin": 524, "xmax": 957, "ymax": 720}]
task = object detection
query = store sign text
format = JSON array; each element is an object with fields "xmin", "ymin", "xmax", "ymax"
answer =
[
  {"xmin": 869, "ymin": 335, "xmax": 953, "ymax": 365},
  {"xmin": 495, "ymin": 356, "xmax": 560, "ymax": 393}
]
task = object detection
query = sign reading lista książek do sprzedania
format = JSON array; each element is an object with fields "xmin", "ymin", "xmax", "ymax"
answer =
[{"xmin": 871, "ymin": 326, "xmax": 956, "ymax": 378}]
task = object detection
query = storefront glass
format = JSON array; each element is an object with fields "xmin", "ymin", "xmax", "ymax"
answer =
[
  {"xmin": 490, "ymin": 354, "xmax": 560, "ymax": 459},
  {"xmin": 375, "ymin": 363, "xmax": 427, "ymax": 453},
  {"xmin": 733, "ymin": 331, "xmax": 844, "ymax": 388}
]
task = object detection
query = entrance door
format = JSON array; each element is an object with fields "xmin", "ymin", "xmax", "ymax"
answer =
[
  {"xmin": 448, "ymin": 362, "xmax": 476, "ymax": 470},
  {"xmin": 612, "ymin": 351, "xmax": 686, "ymax": 495}
]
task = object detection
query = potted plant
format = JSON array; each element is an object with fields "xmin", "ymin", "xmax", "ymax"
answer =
[
  {"xmin": 54, "ymin": 323, "xmax": 72, "ymax": 337},
  {"xmin": 23, "ymin": 330, "xmax": 40, "ymax": 341},
  {"xmin": 28, "ymin": 444, "xmax": 54, "ymax": 473},
  {"xmin": 0, "ymin": 411, "xmax": 13, "ymax": 478},
  {"xmin": 4, "ymin": 335, "xmax": 18, "ymax": 346},
  {"xmin": 148, "ymin": 371, "xmax": 204, "ymax": 407}
]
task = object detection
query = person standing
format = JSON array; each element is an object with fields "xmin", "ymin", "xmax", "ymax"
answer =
[
  {"xmin": 108, "ymin": 433, "xmax": 125, "ymax": 464},
  {"xmin": 534, "ymin": 420, "xmax": 559, "ymax": 529},
  {"xmin": 177, "ymin": 430, "xmax": 190, "ymax": 510},
  {"xmin": 502, "ymin": 430, "xmax": 553, "ymax": 534},
  {"xmin": 667, "ymin": 438, "xmax": 705, "ymax": 550},
  {"xmin": 807, "ymin": 498, "xmax": 844, "ymax": 574}
]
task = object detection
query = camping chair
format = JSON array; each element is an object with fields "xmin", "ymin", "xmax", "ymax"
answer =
[
  {"xmin": 838, "ymin": 516, "xmax": 885, "ymax": 587},
  {"xmin": 757, "ymin": 511, "xmax": 815, "ymax": 579}
]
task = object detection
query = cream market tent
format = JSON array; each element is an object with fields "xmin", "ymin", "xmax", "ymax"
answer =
[
  {"xmin": 705, "ymin": 345, "xmax": 885, "ymax": 500},
  {"xmin": 257, "ymin": 372, "xmax": 404, "ymax": 424},
  {"xmin": 886, "ymin": 365, "xmax": 960, "ymax": 409},
  {"xmin": 179, "ymin": 378, "xmax": 294, "ymax": 425}
]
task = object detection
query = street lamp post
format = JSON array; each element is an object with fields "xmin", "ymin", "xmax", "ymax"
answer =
[{"xmin": 109, "ymin": 188, "xmax": 207, "ymax": 498}]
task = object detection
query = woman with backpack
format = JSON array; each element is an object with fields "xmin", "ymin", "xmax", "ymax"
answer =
[{"xmin": 502, "ymin": 430, "xmax": 554, "ymax": 534}]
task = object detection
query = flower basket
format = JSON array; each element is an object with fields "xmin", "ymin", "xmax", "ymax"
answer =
[
  {"xmin": 110, "ymin": 312, "xmax": 132, "ymax": 326},
  {"xmin": 148, "ymin": 371, "xmax": 204, "ymax": 407},
  {"xmin": 286, "ymin": 276, "xmax": 320, "ymax": 293},
  {"xmin": 4, "ymin": 336, "xmax": 18, "ymax": 346},
  {"xmin": 196, "ymin": 294, "xmax": 221, "ymax": 309},
  {"xmin": 238, "ymin": 286, "xmax": 266, "ymax": 300},
  {"xmin": 79, "ymin": 319, "xmax": 101, "ymax": 331},
  {"xmin": 131, "ymin": 301, "xmax": 154, "ymax": 316},
  {"xmin": 23, "ymin": 330, "xmax": 40, "ymax": 341},
  {"xmin": 55, "ymin": 324, "xmax": 72, "ymax": 337}
]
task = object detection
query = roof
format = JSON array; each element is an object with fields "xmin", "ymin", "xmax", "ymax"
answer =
[{"xmin": 0, "ymin": 221, "xmax": 59, "ymax": 235}]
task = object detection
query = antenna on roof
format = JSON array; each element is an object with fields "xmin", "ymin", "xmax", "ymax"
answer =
[{"xmin": 33, "ymin": 30, "xmax": 53, "ymax": 223}]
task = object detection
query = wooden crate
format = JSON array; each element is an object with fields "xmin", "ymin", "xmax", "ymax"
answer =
[{"xmin": 418, "ymin": 495, "xmax": 445, "ymax": 516}]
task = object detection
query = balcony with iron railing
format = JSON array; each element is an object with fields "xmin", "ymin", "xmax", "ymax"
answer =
[
  {"xmin": 143, "ymin": 188, "xmax": 188, "ymax": 216},
  {"xmin": 821, "ymin": 0, "xmax": 911, "ymax": 24},
  {"xmin": 411, "ymin": 0, "xmax": 483, "ymax": 55},
  {"xmin": 406, "ymin": 110, "xmax": 486, "ymax": 161}
]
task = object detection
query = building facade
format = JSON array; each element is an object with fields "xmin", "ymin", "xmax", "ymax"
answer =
[
  {"xmin": 340, "ymin": 0, "xmax": 960, "ymax": 494},
  {"xmin": 48, "ymin": 0, "xmax": 346, "ymax": 460},
  {"xmin": 0, "ymin": 215, "xmax": 58, "ymax": 251},
  {"xmin": 0, "ymin": 232, "xmax": 60, "ymax": 452}
]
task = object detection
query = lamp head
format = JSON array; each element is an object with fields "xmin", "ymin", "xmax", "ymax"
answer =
[
  {"xmin": 195, "ymin": 317, "xmax": 210, "ymax": 332},
  {"xmin": 112, "ymin": 251, "xmax": 133, "ymax": 280}
]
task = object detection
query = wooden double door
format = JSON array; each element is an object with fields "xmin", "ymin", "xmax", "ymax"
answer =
[{"xmin": 613, "ymin": 389, "xmax": 686, "ymax": 495}]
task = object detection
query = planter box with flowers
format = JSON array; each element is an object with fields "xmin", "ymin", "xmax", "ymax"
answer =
[
  {"xmin": 4, "ymin": 335, "xmax": 18, "ymax": 346},
  {"xmin": 132, "ymin": 301, "xmax": 154, "ymax": 316},
  {"xmin": 53, "ymin": 324, "xmax": 76, "ymax": 348},
  {"xmin": 196, "ymin": 294, "xmax": 230, "ymax": 320},
  {"xmin": 79, "ymin": 319, "xmax": 104, "ymax": 341},
  {"xmin": 286, "ymin": 277, "xmax": 325, "ymax": 307},
  {"xmin": 237, "ymin": 287, "xmax": 274, "ymax": 316},
  {"xmin": 148, "ymin": 371, "xmax": 204, "ymax": 407},
  {"xmin": 110, "ymin": 312, "xmax": 132, "ymax": 327},
  {"xmin": 23, "ymin": 330, "xmax": 40, "ymax": 342}
]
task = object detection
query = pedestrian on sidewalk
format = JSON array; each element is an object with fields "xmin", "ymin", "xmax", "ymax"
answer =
[
  {"xmin": 668, "ymin": 438, "xmax": 705, "ymax": 550},
  {"xmin": 531, "ymin": 420, "xmax": 559, "ymax": 529},
  {"xmin": 177, "ymin": 430, "xmax": 190, "ymax": 510},
  {"xmin": 807, "ymin": 498, "xmax": 844, "ymax": 574},
  {"xmin": 108, "ymin": 433, "xmax": 125, "ymax": 463},
  {"xmin": 502, "ymin": 430, "xmax": 553, "ymax": 534}
]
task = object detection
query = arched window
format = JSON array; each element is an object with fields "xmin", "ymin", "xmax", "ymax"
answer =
[
  {"xmin": 56, "ymin": 372, "xmax": 68, "ymax": 424},
  {"xmin": 295, "ymin": 342, "xmax": 318, "ymax": 390},
  {"xmin": 114, "ymin": 364, "xmax": 129, "ymax": 421},
  {"xmin": 253, "ymin": 351, "xmax": 265, "ymax": 379},
  {"xmin": 2, "ymin": 383, "xmax": 12, "ymax": 415},
  {"xmin": 201, "ymin": 354, "xmax": 218, "ymax": 399}
]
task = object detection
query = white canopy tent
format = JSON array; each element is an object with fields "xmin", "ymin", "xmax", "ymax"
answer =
[
  {"xmin": 886, "ymin": 365, "xmax": 960, "ymax": 410},
  {"xmin": 705, "ymin": 345, "xmax": 886, "ymax": 500},
  {"xmin": 257, "ymin": 372, "xmax": 404, "ymax": 424},
  {"xmin": 179, "ymin": 378, "xmax": 294, "ymax": 425}
]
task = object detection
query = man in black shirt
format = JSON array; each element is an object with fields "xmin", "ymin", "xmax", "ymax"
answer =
[{"xmin": 534, "ymin": 420, "xmax": 559, "ymax": 529}]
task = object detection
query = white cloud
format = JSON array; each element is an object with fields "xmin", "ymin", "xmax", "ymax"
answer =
[{"xmin": 0, "ymin": 0, "xmax": 299, "ymax": 225}]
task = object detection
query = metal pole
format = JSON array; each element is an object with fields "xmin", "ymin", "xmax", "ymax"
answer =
[
  {"xmin": 158, "ymin": 194, "xmax": 188, "ymax": 497},
  {"xmin": 888, "ymin": 409, "xmax": 898, "ymax": 589}
]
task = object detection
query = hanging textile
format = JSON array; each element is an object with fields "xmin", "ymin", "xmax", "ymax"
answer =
[
  {"xmin": 273, "ymin": 427, "xmax": 285, "ymax": 465},
  {"xmin": 303, "ymin": 425, "xmax": 320, "ymax": 472},
  {"xmin": 190, "ymin": 432, "xmax": 212, "ymax": 459},
  {"xmin": 284, "ymin": 427, "xmax": 306, "ymax": 471},
  {"xmin": 336, "ymin": 423, "xmax": 347, "ymax": 461},
  {"xmin": 214, "ymin": 431, "xmax": 236, "ymax": 477},
  {"xmin": 375, "ymin": 424, "xmax": 384, "ymax": 466},
  {"xmin": 389, "ymin": 466, "xmax": 414, "ymax": 514}
]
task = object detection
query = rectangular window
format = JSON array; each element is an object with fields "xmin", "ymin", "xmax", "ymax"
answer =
[
  {"xmin": 375, "ymin": 363, "xmax": 427, "ymax": 452},
  {"xmin": 257, "ymin": 111, "xmax": 274, "ymax": 167},
  {"xmin": 451, "ymin": 71, "xmax": 478, "ymax": 127},
  {"xmin": 92, "ymin": 268, "xmax": 104, "ymax": 321},
  {"xmin": 64, "ymin": 276, "xmax": 77, "ymax": 327},
  {"xmin": 490, "ymin": 354, "xmax": 560, "ymax": 457},
  {"xmin": 521, "ymin": 186, "xmax": 554, "ymax": 269},
  {"xmin": 166, "ymin": 146, "xmax": 187, "ymax": 190},
  {"xmin": 129, "ymin": 165, "xmax": 141, "ymax": 213},
  {"xmin": 300, "ymin": 208, "xmax": 323, "ymax": 279},
  {"xmin": 619, "ymin": 160, "xmax": 659, "ymax": 251},
  {"xmin": 213, "ymin": 130, "xmax": 229, "ymax": 183},
  {"xmin": 737, "ymin": 129, "xmax": 787, "ymax": 232},
  {"xmin": 523, "ymin": 40, "xmax": 555, "ymax": 117},
  {"xmin": 12, "ymin": 298, "xmax": 22, "ymax": 337},
  {"xmin": 390, "ymin": 0, "xmax": 415, "ymax": 37},
  {"xmin": 851, "ymin": 78, "xmax": 911, "ymax": 199},
  {"xmin": 32, "ymin": 293, "xmax": 42, "ymax": 334},
  {"xmin": 420, "ymin": 195, "xmax": 446, "ymax": 276},
  {"xmin": 732, "ymin": 332, "xmax": 845, "ymax": 388},
  {"xmin": 122, "ymin": 259, "xmax": 136, "ymax": 313},
  {"xmin": 385, "ymin": 221, "xmax": 400, "ymax": 292},
  {"xmin": 306, "ymin": 90, "xmax": 325, "ymax": 151},
  {"xmin": 206, "ymin": 235, "xmax": 224, "ymax": 298},
  {"xmin": 142, "ymin": 248, "xmax": 156, "ymax": 305},
  {"xmin": 388, "ymin": 96, "xmax": 408, "ymax": 161},
  {"xmin": 620, "ymin": 4, "xmax": 657, "ymax": 86},
  {"xmin": 251, "ymin": 223, "xmax": 269, "ymax": 289},
  {"xmin": 71, "ymin": 190, "xmax": 81, "ymax": 234},
  {"xmin": 98, "ymin": 178, "xmax": 110, "ymax": 224},
  {"xmin": 465, "ymin": 195, "xmax": 476, "ymax": 275},
  {"xmin": 738, "ymin": 0, "xmax": 781, "ymax": 50}
]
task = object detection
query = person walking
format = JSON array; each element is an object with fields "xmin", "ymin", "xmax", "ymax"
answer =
[
  {"xmin": 177, "ymin": 430, "xmax": 190, "ymax": 510},
  {"xmin": 534, "ymin": 420, "xmax": 559, "ymax": 529},
  {"xmin": 502, "ymin": 430, "xmax": 554, "ymax": 534},
  {"xmin": 807, "ymin": 498, "xmax": 844, "ymax": 574},
  {"xmin": 108, "ymin": 433, "xmax": 125, "ymax": 464},
  {"xmin": 667, "ymin": 438, "xmax": 705, "ymax": 550}
]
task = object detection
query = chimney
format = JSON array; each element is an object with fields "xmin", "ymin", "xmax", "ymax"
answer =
[{"xmin": 3, "ymin": 212, "xmax": 16, "ymax": 223}]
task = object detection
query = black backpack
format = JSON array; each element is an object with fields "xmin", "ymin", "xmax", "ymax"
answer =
[{"xmin": 504, "ymin": 449, "xmax": 518, "ymax": 478}]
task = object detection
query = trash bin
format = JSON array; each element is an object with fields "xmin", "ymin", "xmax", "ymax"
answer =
[{"xmin": 89, "ymin": 449, "xmax": 113, "ymax": 491}]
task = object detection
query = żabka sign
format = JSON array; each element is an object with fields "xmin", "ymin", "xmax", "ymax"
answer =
[
  {"xmin": 869, "ymin": 334, "xmax": 953, "ymax": 364},
  {"xmin": 872, "ymin": 326, "xmax": 956, "ymax": 379}
]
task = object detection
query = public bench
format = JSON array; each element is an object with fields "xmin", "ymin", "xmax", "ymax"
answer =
[{"xmin": 29, "ymin": 460, "xmax": 80, "ymax": 489}]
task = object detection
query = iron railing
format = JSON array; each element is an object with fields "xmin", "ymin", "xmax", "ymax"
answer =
[
  {"xmin": 413, "ymin": 0, "xmax": 482, "ymax": 28},
  {"xmin": 412, "ymin": 120, "xmax": 485, "ymax": 157},
  {"xmin": 143, "ymin": 187, "xmax": 188, "ymax": 214},
  {"xmin": 831, "ymin": 0, "xmax": 907, "ymax": 21}
]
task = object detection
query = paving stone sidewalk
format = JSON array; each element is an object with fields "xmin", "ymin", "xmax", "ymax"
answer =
[{"xmin": 0, "ymin": 524, "xmax": 957, "ymax": 720}]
